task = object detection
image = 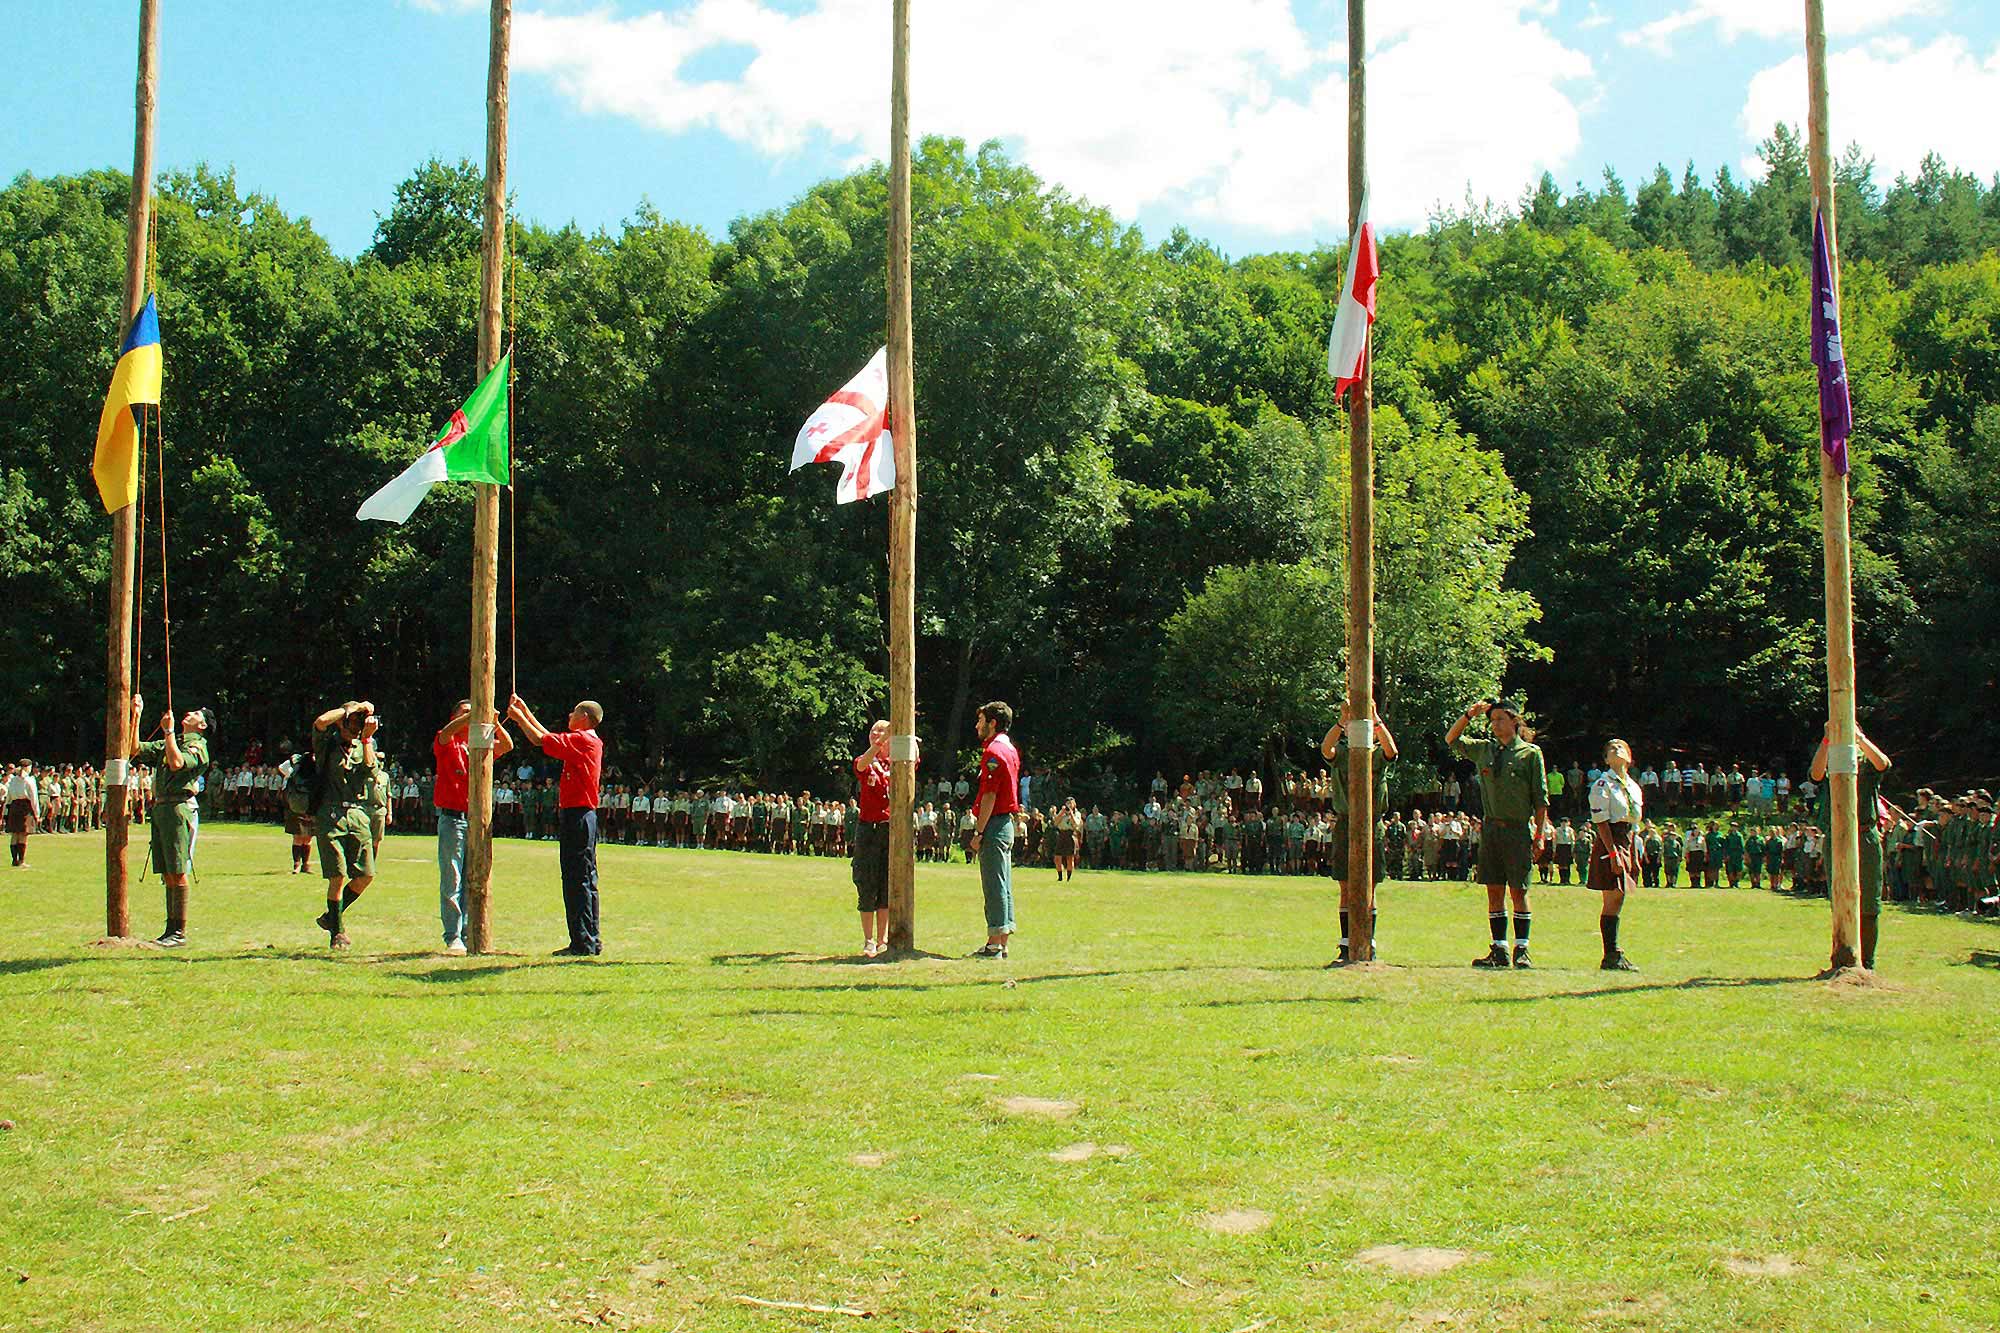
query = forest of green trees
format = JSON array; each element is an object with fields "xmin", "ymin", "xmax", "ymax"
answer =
[{"xmin": 2, "ymin": 127, "xmax": 1996, "ymax": 792}]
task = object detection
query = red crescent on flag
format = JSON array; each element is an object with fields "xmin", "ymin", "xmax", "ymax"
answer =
[{"xmin": 430, "ymin": 409, "xmax": 470, "ymax": 453}]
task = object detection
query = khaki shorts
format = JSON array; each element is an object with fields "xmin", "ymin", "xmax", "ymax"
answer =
[
  {"xmin": 150, "ymin": 802, "xmax": 197, "ymax": 875},
  {"xmin": 1476, "ymin": 822, "xmax": 1534, "ymax": 891},
  {"xmin": 317, "ymin": 807, "xmax": 374, "ymax": 880}
]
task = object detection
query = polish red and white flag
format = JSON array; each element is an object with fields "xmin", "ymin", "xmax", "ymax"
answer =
[
  {"xmin": 1325, "ymin": 191, "xmax": 1377, "ymax": 401},
  {"xmin": 790, "ymin": 347, "xmax": 895, "ymax": 504}
]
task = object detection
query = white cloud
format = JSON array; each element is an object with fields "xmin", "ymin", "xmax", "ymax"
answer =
[
  {"xmin": 1623, "ymin": 0, "xmax": 1941, "ymax": 56},
  {"xmin": 515, "ymin": 0, "xmax": 1595, "ymax": 236},
  {"xmin": 1739, "ymin": 34, "xmax": 2000, "ymax": 182}
]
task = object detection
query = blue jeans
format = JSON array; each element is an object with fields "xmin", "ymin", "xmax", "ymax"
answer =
[
  {"xmin": 560, "ymin": 806, "xmax": 601, "ymax": 953},
  {"xmin": 979, "ymin": 814, "xmax": 1015, "ymax": 933},
  {"xmin": 437, "ymin": 809, "xmax": 468, "ymax": 944}
]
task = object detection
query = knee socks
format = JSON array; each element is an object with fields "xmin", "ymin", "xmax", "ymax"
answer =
[{"xmin": 1600, "ymin": 913, "xmax": 1620, "ymax": 955}]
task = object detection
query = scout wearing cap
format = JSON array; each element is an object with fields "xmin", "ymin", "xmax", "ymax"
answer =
[{"xmin": 1445, "ymin": 696, "xmax": 1548, "ymax": 969}]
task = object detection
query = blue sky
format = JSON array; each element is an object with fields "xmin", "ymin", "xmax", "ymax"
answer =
[{"xmin": 4, "ymin": 1, "xmax": 1996, "ymax": 259}]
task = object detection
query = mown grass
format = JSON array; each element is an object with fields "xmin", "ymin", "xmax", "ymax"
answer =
[{"xmin": 2, "ymin": 823, "xmax": 1996, "ymax": 1332}]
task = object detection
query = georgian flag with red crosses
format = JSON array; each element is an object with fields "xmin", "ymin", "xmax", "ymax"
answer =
[{"xmin": 789, "ymin": 347, "xmax": 895, "ymax": 504}]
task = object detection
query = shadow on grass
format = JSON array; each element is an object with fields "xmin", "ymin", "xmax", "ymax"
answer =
[
  {"xmin": 0, "ymin": 957, "xmax": 77, "ymax": 976},
  {"xmin": 1472, "ymin": 974, "xmax": 1819, "ymax": 1004},
  {"xmin": 1191, "ymin": 993, "xmax": 1379, "ymax": 1008}
]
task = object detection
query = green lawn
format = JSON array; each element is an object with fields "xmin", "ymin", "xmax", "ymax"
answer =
[{"xmin": 2, "ymin": 824, "xmax": 1995, "ymax": 1332}]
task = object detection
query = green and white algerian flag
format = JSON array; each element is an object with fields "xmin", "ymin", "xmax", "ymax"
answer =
[{"xmin": 357, "ymin": 354, "xmax": 511, "ymax": 523}]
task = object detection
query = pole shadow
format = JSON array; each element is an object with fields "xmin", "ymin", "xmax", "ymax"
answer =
[{"xmin": 1471, "ymin": 974, "xmax": 1820, "ymax": 1004}]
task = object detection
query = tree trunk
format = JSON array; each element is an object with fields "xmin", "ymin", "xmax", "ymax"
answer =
[{"xmin": 943, "ymin": 636, "xmax": 978, "ymax": 769}]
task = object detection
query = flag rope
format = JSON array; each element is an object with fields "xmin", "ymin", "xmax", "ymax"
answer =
[{"xmin": 505, "ymin": 212, "xmax": 519, "ymax": 703}]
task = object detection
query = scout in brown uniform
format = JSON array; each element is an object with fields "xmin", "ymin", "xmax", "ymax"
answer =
[{"xmin": 1446, "ymin": 698, "xmax": 1548, "ymax": 969}]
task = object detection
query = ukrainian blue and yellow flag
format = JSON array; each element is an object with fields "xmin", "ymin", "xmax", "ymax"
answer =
[{"xmin": 91, "ymin": 296, "xmax": 161, "ymax": 512}]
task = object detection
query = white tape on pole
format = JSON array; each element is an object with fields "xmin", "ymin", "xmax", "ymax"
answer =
[
  {"xmin": 1346, "ymin": 719, "xmax": 1375, "ymax": 750},
  {"xmin": 470, "ymin": 723, "xmax": 496, "ymax": 751},
  {"xmin": 104, "ymin": 758, "xmax": 129, "ymax": 787},
  {"xmin": 1826, "ymin": 743, "xmax": 1859, "ymax": 776},
  {"xmin": 890, "ymin": 734, "xmax": 920, "ymax": 763}
]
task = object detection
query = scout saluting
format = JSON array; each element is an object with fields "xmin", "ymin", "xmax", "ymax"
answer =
[{"xmin": 1445, "ymin": 698, "xmax": 1548, "ymax": 969}]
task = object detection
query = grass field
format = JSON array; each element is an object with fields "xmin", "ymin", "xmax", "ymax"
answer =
[{"xmin": 2, "ymin": 824, "xmax": 1996, "ymax": 1332}]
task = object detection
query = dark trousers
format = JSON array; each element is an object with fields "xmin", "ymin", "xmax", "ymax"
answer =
[{"xmin": 559, "ymin": 806, "xmax": 601, "ymax": 953}]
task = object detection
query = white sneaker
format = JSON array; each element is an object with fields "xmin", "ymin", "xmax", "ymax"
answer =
[
  {"xmin": 862, "ymin": 940, "xmax": 879, "ymax": 958},
  {"xmin": 445, "ymin": 940, "xmax": 468, "ymax": 956}
]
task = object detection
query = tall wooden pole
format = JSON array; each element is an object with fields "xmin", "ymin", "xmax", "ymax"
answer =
[
  {"xmin": 1342, "ymin": 0, "xmax": 1377, "ymax": 962},
  {"xmin": 464, "ymin": 0, "xmax": 510, "ymax": 954},
  {"xmin": 884, "ymin": 0, "xmax": 920, "ymax": 953},
  {"xmin": 1803, "ymin": 0, "xmax": 1862, "ymax": 971},
  {"xmin": 103, "ymin": 0, "xmax": 159, "ymax": 941}
]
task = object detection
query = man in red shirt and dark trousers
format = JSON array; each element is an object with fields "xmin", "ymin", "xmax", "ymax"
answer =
[
  {"xmin": 964, "ymin": 700, "xmax": 1020, "ymax": 959},
  {"xmin": 433, "ymin": 699, "xmax": 513, "ymax": 956},
  {"xmin": 508, "ymin": 694, "xmax": 606, "ymax": 957},
  {"xmin": 851, "ymin": 718, "xmax": 898, "ymax": 958}
]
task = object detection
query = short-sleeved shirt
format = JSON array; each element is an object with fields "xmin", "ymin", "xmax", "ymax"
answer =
[
  {"xmin": 433, "ymin": 733, "xmax": 471, "ymax": 813},
  {"xmin": 1589, "ymin": 771, "xmax": 1643, "ymax": 825},
  {"xmin": 134, "ymin": 733, "xmax": 210, "ymax": 805},
  {"xmin": 1326, "ymin": 737, "xmax": 1390, "ymax": 816},
  {"xmin": 977, "ymin": 733, "xmax": 1021, "ymax": 817},
  {"xmin": 855, "ymin": 753, "xmax": 892, "ymax": 823},
  {"xmin": 540, "ymin": 728, "xmax": 604, "ymax": 809},
  {"xmin": 1451, "ymin": 735, "xmax": 1548, "ymax": 824},
  {"xmin": 314, "ymin": 728, "xmax": 374, "ymax": 815}
]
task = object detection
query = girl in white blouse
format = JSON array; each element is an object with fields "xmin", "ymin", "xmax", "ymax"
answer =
[{"xmin": 1588, "ymin": 739, "xmax": 1644, "ymax": 971}]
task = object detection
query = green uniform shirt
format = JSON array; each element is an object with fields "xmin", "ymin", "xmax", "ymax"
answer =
[
  {"xmin": 366, "ymin": 766, "xmax": 392, "ymax": 814},
  {"xmin": 314, "ymin": 728, "xmax": 375, "ymax": 816},
  {"xmin": 134, "ymin": 734, "xmax": 210, "ymax": 805},
  {"xmin": 1812, "ymin": 765, "xmax": 1884, "ymax": 848},
  {"xmin": 1326, "ymin": 736, "xmax": 1391, "ymax": 816},
  {"xmin": 1663, "ymin": 833, "xmax": 1683, "ymax": 861},
  {"xmin": 1723, "ymin": 829, "xmax": 1745, "ymax": 868},
  {"xmin": 1451, "ymin": 735, "xmax": 1548, "ymax": 824}
]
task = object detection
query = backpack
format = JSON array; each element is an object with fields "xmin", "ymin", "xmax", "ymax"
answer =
[{"xmin": 284, "ymin": 749, "xmax": 324, "ymax": 816}]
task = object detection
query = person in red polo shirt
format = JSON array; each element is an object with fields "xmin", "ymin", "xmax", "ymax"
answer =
[
  {"xmin": 433, "ymin": 699, "xmax": 514, "ymax": 955},
  {"xmin": 964, "ymin": 700, "xmax": 1020, "ymax": 958},
  {"xmin": 507, "ymin": 694, "xmax": 606, "ymax": 957},
  {"xmin": 852, "ymin": 719, "xmax": 896, "ymax": 958}
]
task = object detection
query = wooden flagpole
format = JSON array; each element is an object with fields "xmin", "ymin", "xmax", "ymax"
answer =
[
  {"xmin": 884, "ymin": 0, "xmax": 920, "ymax": 953},
  {"xmin": 1803, "ymin": 0, "xmax": 1862, "ymax": 971},
  {"xmin": 1342, "ymin": 0, "xmax": 1377, "ymax": 962},
  {"xmin": 103, "ymin": 0, "xmax": 160, "ymax": 941},
  {"xmin": 464, "ymin": 0, "xmax": 510, "ymax": 954}
]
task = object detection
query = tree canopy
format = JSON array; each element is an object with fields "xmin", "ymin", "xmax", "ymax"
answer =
[{"xmin": 2, "ymin": 130, "xmax": 1996, "ymax": 791}]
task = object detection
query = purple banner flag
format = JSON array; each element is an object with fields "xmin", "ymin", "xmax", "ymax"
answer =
[{"xmin": 1811, "ymin": 208, "xmax": 1852, "ymax": 477}]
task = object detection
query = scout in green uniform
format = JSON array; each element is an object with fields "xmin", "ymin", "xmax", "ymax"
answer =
[
  {"xmin": 366, "ymin": 761, "xmax": 393, "ymax": 858},
  {"xmin": 1722, "ymin": 825, "xmax": 1746, "ymax": 887},
  {"xmin": 1661, "ymin": 827, "xmax": 1683, "ymax": 886},
  {"xmin": 1446, "ymin": 698, "xmax": 1549, "ymax": 969},
  {"xmin": 1320, "ymin": 705, "xmax": 1399, "ymax": 965},
  {"xmin": 1745, "ymin": 825, "xmax": 1766, "ymax": 888},
  {"xmin": 1762, "ymin": 829, "xmax": 1785, "ymax": 891},
  {"xmin": 1810, "ymin": 724, "xmax": 1892, "ymax": 970},
  {"xmin": 128, "ymin": 698, "xmax": 213, "ymax": 947},
  {"xmin": 311, "ymin": 701, "xmax": 381, "ymax": 949}
]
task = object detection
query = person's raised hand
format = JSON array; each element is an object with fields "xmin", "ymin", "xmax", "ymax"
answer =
[
  {"xmin": 158, "ymin": 712, "xmax": 175, "ymax": 734},
  {"xmin": 1468, "ymin": 700, "xmax": 1491, "ymax": 718},
  {"xmin": 361, "ymin": 716, "xmax": 380, "ymax": 740}
]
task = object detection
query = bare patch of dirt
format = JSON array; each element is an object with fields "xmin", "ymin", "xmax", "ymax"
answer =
[
  {"xmin": 1723, "ymin": 1254, "xmax": 1802, "ymax": 1277},
  {"xmin": 1203, "ymin": 1209, "xmax": 1273, "ymax": 1235},
  {"xmin": 1048, "ymin": 1142, "xmax": 1098, "ymax": 1163},
  {"xmin": 1354, "ymin": 1245, "xmax": 1481, "ymax": 1276},
  {"xmin": 998, "ymin": 1096, "xmax": 1079, "ymax": 1119},
  {"xmin": 848, "ymin": 1152, "xmax": 892, "ymax": 1168}
]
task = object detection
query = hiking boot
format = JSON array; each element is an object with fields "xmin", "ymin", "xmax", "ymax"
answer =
[
  {"xmin": 329, "ymin": 932, "xmax": 351, "ymax": 950},
  {"xmin": 315, "ymin": 909, "xmax": 337, "ymax": 933},
  {"xmin": 968, "ymin": 943, "xmax": 1008, "ymax": 959},
  {"xmin": 1472, "ymin": 945, "xmax": 1512, "ymax": 969},
  {"xmin": 1327, "ymin": 944, "xmax": 1353, "ymax": 968},
  {"xmin": 154, "ymin": 929, "xmax": 185, "ymax": 949},
  {"xmin": 1600, "ymin": 952, "xmax": 1637, "ymax": 971},
  {"xmin": 1511, "ymin": 945, "xmax": 1533, "ymax": 970}
]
